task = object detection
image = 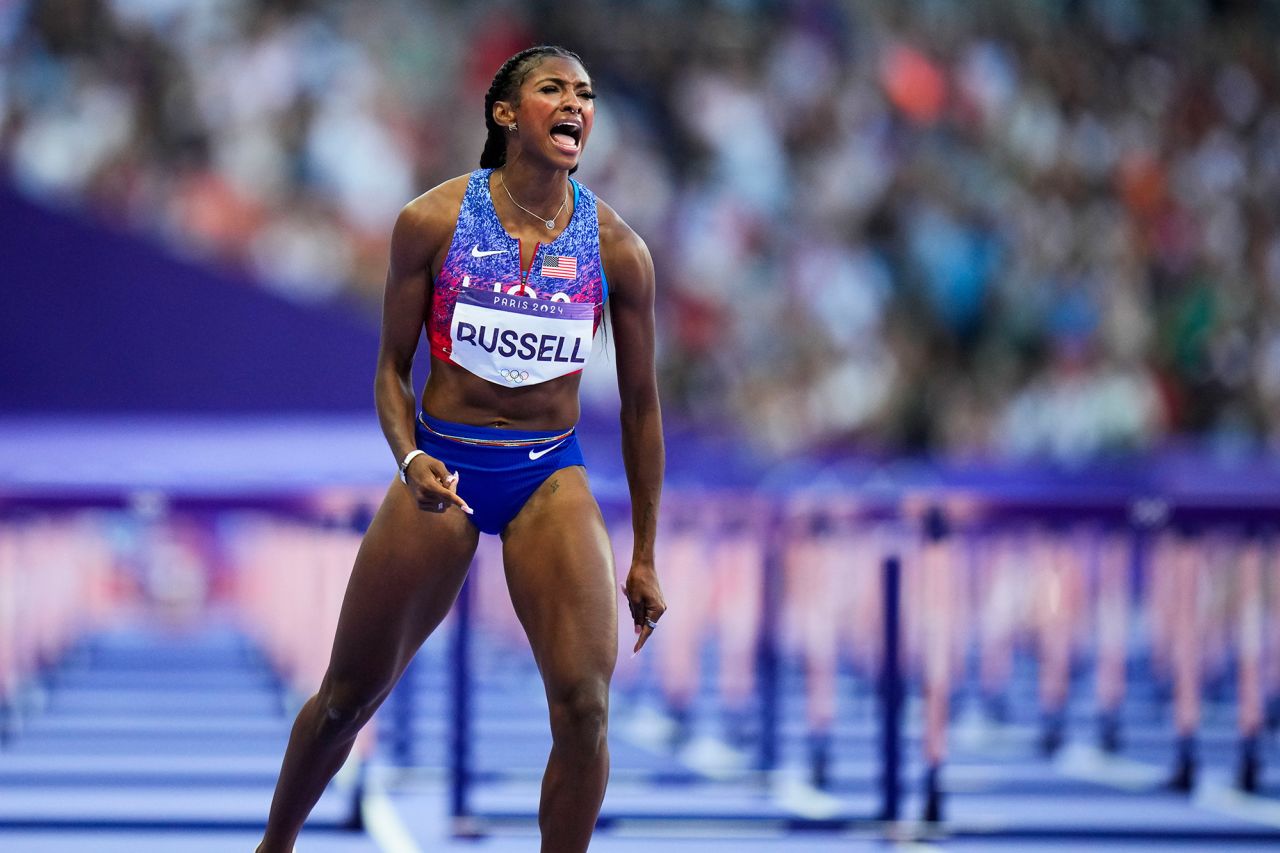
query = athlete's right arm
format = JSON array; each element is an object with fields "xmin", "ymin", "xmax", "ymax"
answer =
[{"xmin": 374, "ymin": 193, "xmax": 471, "ymax": 514}]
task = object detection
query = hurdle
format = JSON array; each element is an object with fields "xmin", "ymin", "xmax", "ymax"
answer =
[
  {"xmin": 437, "ymin": 474, "xmax": 1280, "ymax": 843},
  {"xmin": 432, "ymin": 488, "xmax": 943, "ymax": 835},
  {"xmin": 0, "ymin": 489, "xmax": 371, "ymax": 834},
  {"xmin": 4, "ymin": 470, "xmax": 1279, "ymax": 842}
]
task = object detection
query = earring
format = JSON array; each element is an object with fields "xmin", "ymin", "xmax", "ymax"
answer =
[{"xmin": 508, "ymin": 123, "xmax": 518, "ymax": 132}]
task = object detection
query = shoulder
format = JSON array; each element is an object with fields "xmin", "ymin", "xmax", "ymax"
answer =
[
  {"xmin": 596, "ymin": 197, "xmax": 653, "ymax": 291},
  {"xmin": 397, "ymin": 173, "xmax": 472, "ymax": 239},
  {"xmin": 389, "ymin": 173, "xmax": 473, "ymax": 269}
]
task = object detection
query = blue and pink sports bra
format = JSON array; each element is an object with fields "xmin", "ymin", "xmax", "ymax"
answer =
[{"xmin": 429, "ymin": 169, "xmax": 608, "ymax": 387}]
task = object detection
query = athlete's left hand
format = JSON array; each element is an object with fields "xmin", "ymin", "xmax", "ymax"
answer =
[{"xmin": 623, "ymin": 563, "xmax": 666, "ymax": 655}]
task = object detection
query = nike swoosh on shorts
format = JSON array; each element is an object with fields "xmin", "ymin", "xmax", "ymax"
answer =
[
  {"xmin": 528, "ymin": 440, "xmax": 566, "ymax": 461},
  {"xmin": 471, "ymin": 245, "xmax": 506, "ymax": 258}
]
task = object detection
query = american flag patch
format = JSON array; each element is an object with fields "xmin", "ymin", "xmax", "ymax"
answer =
[{"xmin": 540, "ymin": 255, "xmax": 577, "ymax": 280}]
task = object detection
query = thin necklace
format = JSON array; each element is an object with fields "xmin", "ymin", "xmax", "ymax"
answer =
[{"xmin": 497, "ymin": 170, "xmax": 567, "ymax": 230}]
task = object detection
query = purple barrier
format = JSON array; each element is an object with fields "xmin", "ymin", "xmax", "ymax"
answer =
[{"xmin": 0, "ymin": 185, "xmax": 382, "ymax": 412}]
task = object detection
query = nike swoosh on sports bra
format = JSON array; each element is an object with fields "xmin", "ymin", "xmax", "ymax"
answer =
[{"xmin": 429, "ymin": 169, "xmax": 609, "ymax": 388}]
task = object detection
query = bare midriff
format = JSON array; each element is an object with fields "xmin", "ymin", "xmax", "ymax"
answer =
[{"xmin": 421, "ymin": 356, "xmax": 583, "ymax": 430}]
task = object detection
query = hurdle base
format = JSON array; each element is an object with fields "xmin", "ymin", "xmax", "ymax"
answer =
[
  {"xmin": 1038, "ymin": 711, "xmax": 1065, "ymax": 757},
  {"xmin": 922, "ymin": 764, "xmax": 943, "ymax": 824},
  {"xmin": 1168, "ymin": 736, "xmax": 1197, "ymax": 792},
  {"xmin": 1237, "ymin": 735, "xmax": 1259, "ymax": 793},
  {"xmin": 981, "ymin": 693, "xmax": 1009, "ymax": 725},
  {"xmin": 450, "ymin": 815, "xmax": 487, "ymax": 838},
  {"xmin": 1097, "ymin": 712, "xmax": 1121, "ymax": 754},
  {"xmin": 808, "ymin": 732, "xmax": 831, "ymax": 790},
  {"xmin": 0, "ymin": 702, "xmax": 15, "ymax": 747}
]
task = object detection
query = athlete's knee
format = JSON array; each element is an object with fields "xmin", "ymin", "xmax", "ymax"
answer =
[
  {"xmin": 316, "ymin": 678, "xmax": 383, "ymax": 740},
  {"xmin": 547, "ymin": 678, "xmax": 610, "ymax": 749}
]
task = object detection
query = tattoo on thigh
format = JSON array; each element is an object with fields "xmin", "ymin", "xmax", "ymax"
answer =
[{"xmin": 549, "ymin": 478, "xmax": 560, "ymax": 494}]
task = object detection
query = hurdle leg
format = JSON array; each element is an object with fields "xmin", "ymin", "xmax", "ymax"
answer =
[
  {"xmin": 1236, "ymin": 539, "xmax": 1264, "ymax": 792},
  {"xmin": 0, "ymin": 526, "xmax": 14, "ymax": 745},
  {"xmin": 802, "ymin": 538, "xmax": 841, "ymax": 790},
  {"xmin": 714, "ymin": 527, "xmax": 763, "ymax": 750},
  {"xmin": 1095, "ymin": 531, "xmax": 1130, "ymax": 752},
  {"xmin": 659, "ymin": 530, "xmax": 707, "ymax": 751},
  {"xmin": 449, "ymin": 576, "xmax": 477, "ymax": 835},
  {"xmin": 756, "ymin": 523, "xmax": 785, "ymax": 776},
  {"xmin": 878, "ymin": 553, "xmax": 903, "ymax": 825},
  {"xmin": 1036, "ymin": 532, "xmax": 1072, "ymax": 756},
  {"xmin": 1169, "ymin": 534, "xmax": 1202, "ymax": 791},
  {"xmin": 1267, "ymin": 540, "xmax": 1280, "ymax": 732},
  {"xmin": 920, "ymin": 510, "xmax": 952, "ymax": 824},
  {"xmin": 978, "ymin": 533, "xmax": 1017, "ymax": 723}
]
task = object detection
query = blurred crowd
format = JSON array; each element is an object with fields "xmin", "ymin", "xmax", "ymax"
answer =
[{"xmin": 3, "ymin": 0, "xmax": 1279, "ymax": 461}]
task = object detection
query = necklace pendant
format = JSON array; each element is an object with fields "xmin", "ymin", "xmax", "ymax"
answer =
[{"xmin": 545, "ymin": 219, "xmax": 555, "ymax": 229}]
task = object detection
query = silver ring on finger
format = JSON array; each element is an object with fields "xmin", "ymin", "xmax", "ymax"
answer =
[
  {"xmin": 644, "ymin": 617, "xmax": 658, "ymax": 629},
  {"xmin": 436, "ymin": 501, "xmax": 445, "ymax": 511}
]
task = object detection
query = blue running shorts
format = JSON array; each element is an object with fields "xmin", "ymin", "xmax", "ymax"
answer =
[{"xmin": 414, "ymin": 412, "xmax": 586, "ymax": 535}]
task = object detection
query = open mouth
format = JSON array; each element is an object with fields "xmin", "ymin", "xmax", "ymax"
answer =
[{"xmin": 550, "ymin": 122, "xmax": 582, "ymax": 153}]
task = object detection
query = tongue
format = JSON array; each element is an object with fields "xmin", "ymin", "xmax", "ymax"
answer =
[{"xmin": 551, "ymin": 132, "xmax": 578, "ymax": 150}]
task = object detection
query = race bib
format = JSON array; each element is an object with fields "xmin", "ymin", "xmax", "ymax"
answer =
[{"xmin": 450, "ymin": 289, "xmax": 594, "ymax": 387}]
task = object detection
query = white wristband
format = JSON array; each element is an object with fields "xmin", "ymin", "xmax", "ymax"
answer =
[{"xmin": 398, "ymin": 449, "xmax": 427, "ymax": 484}]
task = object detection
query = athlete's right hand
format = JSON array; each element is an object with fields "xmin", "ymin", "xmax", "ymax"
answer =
[{"xmin": 403, "ymin": 454, "xmax": 474, "ymax": 515}]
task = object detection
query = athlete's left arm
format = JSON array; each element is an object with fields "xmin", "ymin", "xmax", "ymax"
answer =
[{"xmin": 601, "ymin": 204, "xmax": 667, "ymax": 655}]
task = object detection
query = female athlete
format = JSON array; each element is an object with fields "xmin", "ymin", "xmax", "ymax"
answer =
[{"xmin": 257, "ymin": 45, "xmax": 666, "ymax": 853}]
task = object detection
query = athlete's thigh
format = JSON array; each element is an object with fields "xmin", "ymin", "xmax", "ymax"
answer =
[
  {"xmin": 501, "ymin": 467, "xmax": 618, "ymax": 684},
  {"xmin": 325, "ymin": 478, "xmax": 480, "ymax": 694}
]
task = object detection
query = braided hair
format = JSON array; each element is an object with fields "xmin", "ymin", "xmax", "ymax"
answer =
[{"xmin": 480, "ymin": 45, "xmax": 586, "ymax": 172}]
